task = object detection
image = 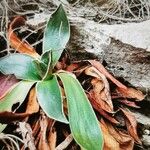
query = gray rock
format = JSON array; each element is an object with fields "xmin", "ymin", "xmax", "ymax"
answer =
[
  {"xmin": 82, "ymin": 19, "xmax": 150, "ymax": 52},
  {"xmin": 68, "ymin": 21, "xmax": 150, "ymax": 92},
  {"xmin": 142, "ymin": 135, "xmax": 150, "ymax": 148},
  {"xmin": 132, "ymin": 109, "xmax": 150, "ymax": 148},
  {"xmin": 103, "ymin": 39, "xmax": 150, "ymax": 91},
  {"xmin": 133, "ymin": 111, "xmax": 150, "ymax": 126}
]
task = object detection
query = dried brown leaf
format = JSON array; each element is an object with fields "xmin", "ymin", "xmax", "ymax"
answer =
[
  {"xmin": 117, "ymin": 87, "xmax": 145, "ymax": 101},
  {"xmin": 88, "ymin": 92, "xmax": 119, "ymax": 124},
  {"xmin": 47, "ymin": 120, "xmax": 56, "ymax": 150},
  {"xmin": 8, "ymin": 16, "xmax": 39, "ymax": 58},
  {"xmin": 100, "ymin": 119, "xmax": 120, "ymax": 150},
  {"xmin": 104, "ymin": 120, "xmax": 134, "ymax": 150},
  {"xmin": 91, "ymin": 78, "xmax": 104, "ymax": 93},
  {"xmin": 26, "ymin": 87, "xmax": 39, "ymax": 114},
  {"xmin": 89, "ymin": 60, "xmax": 144, "ymax": 101},
  {"xmin": 89, "ymin": 60, "xmax": 127, "ymax": 90},
  {"xmin": 89, "ymin": 90, "xmax": 113, "ymax": 113},
  {"xmin": 85, "ymin": 67, "xmax": 113, "ymax": 112},
  {"xmin": 121, "ymin": 108, "xmax": 142, "ymax": 144},
  {"xmin": 120, "ymin": 99, "xmax": 140, "ymax": 108}
]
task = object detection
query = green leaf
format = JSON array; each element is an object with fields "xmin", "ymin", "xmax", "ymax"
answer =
[
  {"xmin": 41, "ymin": 51, "xmax": 52, "ymax": 80},
  {"xmin": 0, "ymin": 81, "xmax": 34, "ymax": 111},
  {"xmin": 0, "ymin": 53, "xmax": 42, "ymax": 81},
  {"xmin": 32, "ymin": 59, "xmax": 47, "ymax": 79},
  {"xmin": 57, "ymin": 72, "xmax": 103, "ymax": 150},
  {"xmin": 43, "ymin": 4, "xmax": 70, "ymax": 67},
  {"xmin": 41, "ymin": 51, "xmax": 51, "ymax": 65},
  {"xmin": 0, "ymin": 81, "xmax": 34, "ymax": 133},
  {"xmin": 36, "ymin": 75, "xmax": 68, "ymax": 123}
]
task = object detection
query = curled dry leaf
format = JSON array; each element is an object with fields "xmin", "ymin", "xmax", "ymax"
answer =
[
  {"xmin": 0, "ymin": 74, "xmax": 18, "ymax": 99},
  {"xmin": 117, "ymin": 87, "xmax": 145, "ymax": 101},
  {"xmin": 25, "ymin": 87, "xmax": 39, "ymax": 114},
  {"xmin": 89, "ymin": 60, "xmax": 127, "ymax": 90},
  {"xmin": 88, "ymin": 92, "xmax": 119, "ymax": 124},
  {"xmin": 100, "ymin": 119, "xmax": 120, "ymax": 150},
  {"xmin": 120, "ymin": 99, "xmax": 140, "ymax": 108},
  {"xmin": 89, "ymin": 60, "xmax": 144, "ymax": 101},
  {"xmin": 8, "ymin": 16, "xmax": 39, "ymax": 58},
  {"xmin": 85, "ymin": 66, "xmax": 113, "ymax": 112},
  {"xmin": 121, "ymin": 108, "xmax": 142, "ymax": 144},
  {"xmin": 101, "ymin": 119, "xmax": 134, "ymax": 150},
  {"xmin": 90, "ymin": 78, "xmax": 113, "ymax": 113}
]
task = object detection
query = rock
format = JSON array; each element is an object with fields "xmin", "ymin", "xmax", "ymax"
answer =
[
  {"xmin": 142, "ymin": 135, "xmax": 150, "ymax": 148},
  {"xmin": 69, "ymin": 17, "xmax": 111, "ymax": 55},
  {"xmin": 144, "ymin": 130, "xmax": 150, "ymax": 135},
  {"xmin": 132, "ymin": 108, "xmax": 150, "ymax": 149},
  {"xmin": 133, "ymin": 111, "xmax": 150, "ymax": 126},
  {"xmin": 80, "ymin": 18, "xmax": 150, "ymax": 52},
  {"xmin": 68, "ymin": 19, "xmax": 150, "ymax": 91},
  {"xmin": 69, "ymin": 17, "xmax": 150, "ymax": 51},
  {"xmin": 101, "ymin": 20, "xmax": 150, "ymax": 52},
  {"xmin": 103, "ymin": 39, "xmax": 150, "ymax": 91}
]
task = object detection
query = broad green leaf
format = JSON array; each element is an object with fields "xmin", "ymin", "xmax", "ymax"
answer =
[
  {"xmin": 43, "ymin": 4, "xmax": 70, "ymax": 67},
  {"xmin": 0, "ymin": 53, "xmax": 42, "ymax": 81},
  {"xmin": 0, "ymin": 81, "xmax": 34, "ymax": 133},
  {"xmin": 36, "ymin": 75, "xmax": 68, "ymax": 123},
  {"xmin": 58, "ymin": 72, "xmax": 103, "ymax": 150}
]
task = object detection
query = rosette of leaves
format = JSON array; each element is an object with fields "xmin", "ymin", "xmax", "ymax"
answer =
[{"xmin": 0, "ymin": 5, "xmax": 103, "ymax": 150}]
